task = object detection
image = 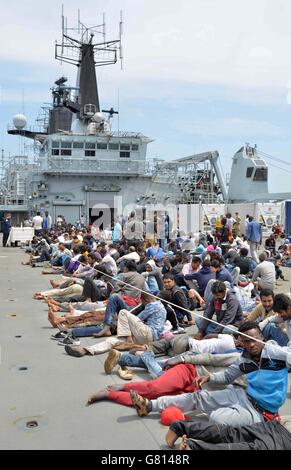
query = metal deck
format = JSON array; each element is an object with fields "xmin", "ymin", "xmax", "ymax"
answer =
[{"xmin": 0, "ymin": 246, "xmax": 290, "ymax": 450}]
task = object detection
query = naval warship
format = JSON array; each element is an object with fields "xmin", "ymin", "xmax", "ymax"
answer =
[{"xmin": 1, "ymin": 11, "xmax": 291, "ymax": 227}]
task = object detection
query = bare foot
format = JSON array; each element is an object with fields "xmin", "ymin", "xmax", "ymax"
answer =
[
  {"xmin": 48, "ymin": 309, "xmax": 63, "ymax": 328},
  {"xmin": 50, "ymin": 280, "xmax": 60, "ymax": 288},
  {"xmin": 47, "ymin": 298, "xmax": 59, "ymax": 305},
  {"xmin": 165, "ymin": 429, "xmax": 179, "ymax": 448},
  {"xmin": 86, "ymin": 389, "xmax": 108, "ymax": 406},
  {"xmin": 180, "ymin": 435, "xmax": 190, "ymax": 450},
  {"xmin": 68, "ymin": 304, "xmax": 76, "ymax": 315},
  {"xmin": 94, "ymin": 328, "xmax": 112, "ymax": 338},
  {"xmin": 50, "ymin": 305, "xmax": 60, "ymax": 313},
  {"xmin": 106, "ymin": 384, "xmax": 124, "ymax": 392},
  {"xmin": 33, "ymin": 292, "xmax": 44, "ymax": 300}
]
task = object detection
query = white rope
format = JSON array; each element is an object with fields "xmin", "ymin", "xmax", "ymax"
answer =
[{"xmin": 57, "ymin": 260, "xmax": 284, "ymax": 348}]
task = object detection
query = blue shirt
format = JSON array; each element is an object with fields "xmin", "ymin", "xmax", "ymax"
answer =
[
  {"xmin": 112, "ymin": 223, "xmax": 122, "ymax": 242},
  {"xmin": 246, "ymin": 221, "xmax": 262, "ymax": 244},
  {"xmin": 185, "ymin": 267, "xmax": 215, "ymax": 296},
  {"xmin": 138, "ymin": 301, "xmax": 167, "ymax": 340},
  {"xmin": 2, "ymin": 218, "xmax": 11, "ymax": 234},
  {"xmin": 216, "ymin": 266, "xmax": 234, "ymax": 287}
]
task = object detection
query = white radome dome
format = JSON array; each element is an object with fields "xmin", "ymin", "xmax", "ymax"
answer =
[
  {"xmin": 13, "ymin": 114, "xmax": 27, "ymax": 130},
  {"xmin": 92, "ymin": 112, "xmax": 104, "ymax": 123}
]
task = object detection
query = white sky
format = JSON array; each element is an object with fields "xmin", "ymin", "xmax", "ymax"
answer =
[{"xmin": 1, "ymin": 0, "xmax": 291, "ymax": 191}]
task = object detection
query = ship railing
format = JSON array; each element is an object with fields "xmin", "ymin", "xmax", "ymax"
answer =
[
  {"xmin": 43, "ymin": 157, "xmax": 147, "ymax": 174},
  {"xmin": 0, "ymin": 196, "xmax": 28, "ymax": 207},
  {"xmin": 7, "ymin": 124, "xmax": 45, "ymax": 133}
]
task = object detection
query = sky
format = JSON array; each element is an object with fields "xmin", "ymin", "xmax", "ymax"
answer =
[{"xmin": 1, "ymin": 0, "xmax": 291, "ymax": 192}]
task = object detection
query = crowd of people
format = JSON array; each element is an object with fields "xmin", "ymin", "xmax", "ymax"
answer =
[{"xmin": 9, "ymin": 209, "xmax": 291, "ymax": 449}]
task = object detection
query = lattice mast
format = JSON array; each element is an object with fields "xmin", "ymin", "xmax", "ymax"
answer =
[{"xmin": 55, "ymin": 8, "xmax": 123, "ymax": 118}]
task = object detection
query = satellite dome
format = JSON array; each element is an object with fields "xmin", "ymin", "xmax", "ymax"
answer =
[
  {"xmin": 92, "ymin": 112, "xmax": 104, "ymax": 123},
  {"xmin": 13, "ymin": 114, "xmax": 27, "ymax": 130}
]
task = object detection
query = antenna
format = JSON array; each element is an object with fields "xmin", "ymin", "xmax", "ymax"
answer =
[
  {"xmin": 119, "ymin": 10, "xmax": 124, "ymax": 70},
  {"xmin": 55, "ymin": 8, "xmax": 123, "ymax": 67},
  {"xmin": 61, "ymin": 4, "xmax": 65, "ymax": 55},
  {"xmin": 117, "ymin": 88, "xmax": 120, "ymax": 135},
  {"xmin": 103, "ymin": 13, "xmax": 106, "ymax": 42},
  {"xmin": 22, "ymin": 89, "xmax": 25, "ymax": 115}
]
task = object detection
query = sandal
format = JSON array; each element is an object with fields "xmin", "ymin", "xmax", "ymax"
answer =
[
  {"xmin": 118, "ymin": 366, "xmax": 133, "ymax": 380},
  {"xmin": 130, "ymin": 390, "xmax": 149, "ymax": 417}
]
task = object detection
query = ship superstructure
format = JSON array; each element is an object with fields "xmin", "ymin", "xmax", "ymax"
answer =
[{"xmin": 0, "ymin": 11, "xmax": 226, "ymax": 225}]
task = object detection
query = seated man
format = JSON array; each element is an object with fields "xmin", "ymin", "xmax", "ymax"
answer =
[
  {"xmin": 259, "ymin": 293, "xmax": 291, "ymax": 347},
  {"xmin": 131, "ymin": 322, "xmax": 291, "ymax": 426},
  {"xmin": 210, "ymin": 259, "xmax": 234, "ymax": 287},
  {"xmin": 252, "ymin": 252, "xmax": 276, "ymax": 291},
  {"xmin": 51, "ymin": 242, "xmax": 72, "ymax": 266},
  {"xmin": 265, "ymin": 234, "xmax": 276, "ymax": 256},
  {"xmin": 181, "ymin": 256, "xmax": 201, "ymax": 277},
  {"xmin": 246, "ymin": 288, "xmax": 275, "ymax": 323},
  {"xmin": 162, "ymin": 273, "xmax": 194, "ymax": 325},
  {"xmin": 115, "ymin": 291, "xmax": 167, "ymax": 345},
  {"xmin": 61, "ymin": 291, "xmax": 167, "ymax": 345},
  {"xmin": 234, "ymin": 247, "xmax": 256, "ymax": 275},
  {"xmin": 184, "ymin": 260, "xmax": 215, "ymax": 297},
  {"xmin": 94, "ymin": 260, "xmax": 147, "ymax": 337},
  {"xmin": 141, "ymin": 260, "xmax": 164, "ymax": 294},
  {"xmin": 195, "ymin": 281, "xmax": 244, "ymax": 338}
]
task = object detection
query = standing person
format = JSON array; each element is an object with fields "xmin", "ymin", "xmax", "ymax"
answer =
[
  {"xmin": 219, "ymin": 218, "xmax": 230, "ymax": 255},
  {"xmin": 2, "ymin": 212, "xmax": 12, "ymax": 247},
  {"xmin": 32, "ymin": 211, "xmax": 43, "ymax": 237},
  {"xmin": 225, "ymin": 213, "xmax": 236, "ymax": 239},
  {"xmin": 234, "ymin": 212, "xmax": 241, "ymax": 237},
  {"xmin": 244, "ymin": 214, "xmax": 250, "ymax": 235},
  {"xmin": 57, "ymin": 215, "xmax": 63, "ymax": 228},
  {"xmin": 43, "ymin": 211, "xmax": 52, "ymax": 231},
  {"xmin": 112, "ymin": 217, "xmax": 122, "ymax": 243},
  {"xmin": 80, "ymin": 214, "xmax": 86, "ymax": 227},
  {"xmin": 246, "ymin": 216, "xmax": 262, "ymax": 263},
  {"xmin": 124, "ymin": 211, "xmax": 144, "ymax": 250}
]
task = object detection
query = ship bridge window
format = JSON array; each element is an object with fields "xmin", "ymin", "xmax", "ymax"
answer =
[
  {"xmin": 97, "ymin": 143, "xmax": 108, "ymax": 150},
  {"xmin": 132, "ymin": 144, "xmax": 139, "ymax": 151},
  {"xmin": 246, "ymin": 167, "xmax": 254, "ymax": 178},
  {"xmin": 120, "ymin": 151, "xmax": 130, "ymax": 158},
  {"xmin": 73, "ymin": 142, "xmax": 84, "ymax": 149},
  {"xmin": 61, "ymin": 142, "xmax": 72, "ymax": 149},
  {"xmin": 61, "ymin": 150, "xmax": 72, "ymax": 156},
  {"xmin": 85, "ymin": 143, "xmax": 96, "ymax": 150},
  {"xmin": 253, "ymin": 168, "xmax": 268, "ymax": 181},
  {"xmin": 85, "ymin": 150, "xmax": 96, "ymax": 157},
  {"xmin": 120, "ymin": 144, "xmax": 130, "ymax": 151},
  {"xmin": 253, "ymin": 159, "xmax": 266, "ymax": 166},
  {"xmin": 109, "ymin": 143, "xmax": 119, "ymax": 150},
  {"xmin": 52, "ymin": 141, "xmax": 60, "ymax": 149},
  {"xmin": 52, "ymin": 149, "xmax": 60, "ymax": 156}
]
